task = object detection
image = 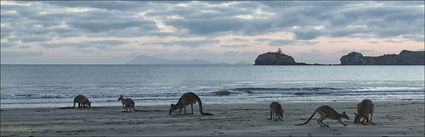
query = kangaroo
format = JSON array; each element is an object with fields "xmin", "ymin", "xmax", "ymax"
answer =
[
  {"xmin": 295, "ymin": 105, "xmax": 349, "ymax": 127},
  {"xmin": 169, "ymin": 92, "xmax": 213, "ymax": 115},
  {"xmin": 118, "ymin": 95, "xmax": 136, "ymax": 112},
  {"xmin": 354, "ymin": 99, "xmax": 374, "ymax": 124},
  {"xmin": 266, "ymin": 101, "xmax": 284, "ymax": 121},
  {"xmin": 73, "ymin": 95, "xmax": 91, "ymax": 108}
]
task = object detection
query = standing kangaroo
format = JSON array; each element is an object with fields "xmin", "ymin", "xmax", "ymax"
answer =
[
  {"xmin": 354, "ymin": 99, "xmax": 374, "ymax": 124},
  {"xmin": 169, "ymin": 92, "xmax": 213, "ymax": 115},
  {"xmin": 118, "ymin": 95, "xmax": 136, "ymax": 112},
  {"xmin": 266, "ymin": 101, "xmax": 284, "ymax": 121},
  {"xmin": 73, "ymin": 95, "xmax": 91, "ymax": 108},
  {"xmin": 295, "ymin": 105, "xmax": 349, "ymax": 127}
]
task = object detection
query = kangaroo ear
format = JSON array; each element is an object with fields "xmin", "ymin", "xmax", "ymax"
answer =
[
  {"xmin": 343, "ymin": 111, "xmax": 346, "ymax": 114},
  {"xmin": 170, "ymin": 104, "xmax": 174, "ymax": 107}
]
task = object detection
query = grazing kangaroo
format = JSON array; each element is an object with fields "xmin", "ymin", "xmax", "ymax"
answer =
[
  {"xmin": 118, "ymin": 95, "xmax": 136, "ymax": 112},
  {"xmin": 169, "ymin": 92, "xmax": 213, "ymax": 115},
  {"xmin": 295, "ymin": 105, "xmax": 349, "ymax": 127},
  {"xmin": 266, "ymin": 101, "xmax": 284, "ymax": 121},
  {"xmin": 354, "ymin": 99, "xmax": 374, "ymax": 124},
  {"xmin": 73, "ymin": 95, "xmax": 91, "ymax": 108}
]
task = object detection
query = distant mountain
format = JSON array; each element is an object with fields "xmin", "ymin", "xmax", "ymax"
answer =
[
  {"xmin": 340, "ymin": 50, "xmax": 425, "ymax": 65},
  {"xmin": 127, "ymin": 55, "xmax": 211, "ymax": 65}
]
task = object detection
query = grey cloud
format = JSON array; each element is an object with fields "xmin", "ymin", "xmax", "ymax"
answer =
[
  {"xmin": 13, "ymin": 35, "xmax": 52, "ymax": 43},
  {"xmin": 221, "ymin": 44, "xmax": 250, "ymax": 48},
  {"xmin": 255, "ymin": 38, "xmax": 271, "ymax": 42},
  {"xmin": 45, "ymin": 1, "xmax": 150, "ymax": 11},
  {"xmin": 145, "ymin": 39, "xmax": 219, "ymax": 48},
  {"xmin": 69, "ymin": 20, "xmax": 156, "ymax": 33},
  {"xmin": 254, "ymin": 38, "xmax": 318, "ymax": 46},
  {"xmin": 1, "ymin": 1, "xmax": 159, "ymax": 44},
  {"xmin": 1, "ymin": 1, "xmax": 424, "ymax": 64},
  {"xmin": 228, "ymin": 38, "xmax": 249, "ymax": 43},
  {"xmin": 403, "ymin": 35, "xmax": 425, "ymax": 42},
  {"xmin": 2, "ymin": 1, "xmax": 423, "ymax": 42},
  {"xmin": 162, "ymin": 1, "xmax": 423, "ymax": 40},
  {"xmin": 268, "ymin": 40, "xmax": 296, "ymax": 46},
  {"xmin": 41, "ymin": 40, "xmax": 127, "ymax": 51},
  {"xmin": 1, "ymin": 42, "xmax": 17, "ymax": 48},
  {"xmin": 293, "ymin": 30, "xmax": 322, "ymax": 40}
]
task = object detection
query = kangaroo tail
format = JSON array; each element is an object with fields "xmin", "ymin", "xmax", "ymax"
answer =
[
  {"xmin": 197, "ymin": 96, "xmax": 213, "ymax": 115},
  {"xmin": 201, "ymin": 112, "xmax": 214, "ymax": 115},
  {"xmin": 295, "ymin": 110, "xmax": 317, "ymax": 126}
]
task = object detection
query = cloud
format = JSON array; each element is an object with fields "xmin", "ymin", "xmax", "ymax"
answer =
[
  {"xmin": 228, "ymin": 38, "xmax": 249, "ymax": 42},
  {"xmin": 1, "ymin": 41, "xmax": 17, "ymax": 48},
  {"xmin": 221, "ymin": 44, "xmax": 250, "ymax": 48},
  {"xmin": 144, "ymin": 39, "xmax": 219, "ymax": 48},
  {"xmin": 45, "ymin": 1, "xmax": 147, "ymax": 11},
  {"xmin": 2, "ymin": 1, "xmax": 423, "ymax": 41},
  {"xmin": 268, "ymin": 39, "xmax": 296, "ymax": 46},
  {"xmin": 254, "ymin": 38, "xmax": 318, "ymax": 46},
  {"xmin": 1, "ymin": 1, "xmax": 424, "ymax": 64},
  {"xmin": 69, "ymin": 20, "xmax": 156, "ymax": 33},
  {"xmin": 254, "ymin": 38, "xmax": 271, "ymax": 42},
  {"xmin": 41, "ymin": 40, "xmax": 128, "ymax": 52}
]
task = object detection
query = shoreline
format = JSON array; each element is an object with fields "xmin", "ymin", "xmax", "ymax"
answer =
[{"xmin": 1, "ymin": 100, "xmax": 424, "ymax": 136}]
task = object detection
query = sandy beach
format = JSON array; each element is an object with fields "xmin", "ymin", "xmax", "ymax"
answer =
[{"xmin": 1, "ymin": 100, "xmax": 424, "ymax": 137}]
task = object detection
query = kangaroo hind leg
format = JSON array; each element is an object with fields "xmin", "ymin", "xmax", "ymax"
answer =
[
  {"xmin": 319, "ymin": 116, "xmax": 329, "ymax": 128},
  {"xmin": 190, "ymin": 104, "xmax": 194, "ymax": 115}
]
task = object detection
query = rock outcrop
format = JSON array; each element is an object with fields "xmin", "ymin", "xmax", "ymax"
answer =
[
  {"xmin": 254, "ymin": 51, "xmax": 306, "ymax": 65},
  {"xmin": 340, "ymin": 50, "xmax": 425, "ymax": 65}
]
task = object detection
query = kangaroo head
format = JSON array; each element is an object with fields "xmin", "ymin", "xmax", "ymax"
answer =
[
  {"xmin": 118, "ymin": 95, "xmax": 124, "ymax": 101},
  {"xmin": 169, "ymin": 104, "xmax": 177, "ymax": 115},
  {"xmin": 342, "ymin": 111, "xmax": 349, "ymax": 120},
  {"xmin": 280, "ymin": 110, "xmax": 284, "ymax": 117}
]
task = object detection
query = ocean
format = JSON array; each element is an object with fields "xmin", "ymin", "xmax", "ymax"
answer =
[{"xmin": 1, "ymin": 65, "xmax": 424, "ymax": 108}]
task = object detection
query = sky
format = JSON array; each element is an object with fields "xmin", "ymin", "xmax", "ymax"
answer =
[{"xmin": 1, "ymin": 1, "xmax": 424, "ymax": 64}]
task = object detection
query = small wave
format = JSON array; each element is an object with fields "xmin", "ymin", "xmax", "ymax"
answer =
[
  {"xmin": 230, "ymin": 87, "xmax": 342, "ymax": 92},
  {"xmin": 293, "ymin": 92, "xmax": 332, "ymax": 96},
  {"xmin": 352, "ymin": 87, "xmax": 424, "ymax": 92},
  {"xmin": 212, "ymin": 90, "xmax": 232, "ymax": 96},
  {"xmin": 13, "ymin": 93, "xmax": 69, "ymax": 99}
]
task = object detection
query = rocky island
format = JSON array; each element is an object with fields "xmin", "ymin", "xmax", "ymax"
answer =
[
  {"xmin": 340, "ymin": 50, "xmax": 425, "ymax": 65},
  {"xmin": 254, "ymin": 49, "xmax": 307, "ymax": 65},
  {"xmin": 255, "ymin": 49, "xmax": 424, "ymax": 65}
]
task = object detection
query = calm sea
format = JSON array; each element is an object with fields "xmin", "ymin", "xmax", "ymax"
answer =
[{"xmin": 1, "ymin": 65, "xmax": 424, "ymax": 108}]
